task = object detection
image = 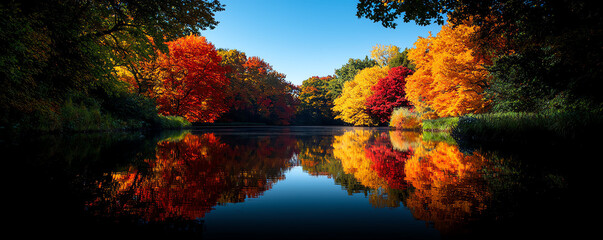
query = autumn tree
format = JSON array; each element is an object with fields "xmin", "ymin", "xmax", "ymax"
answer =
[
  {"xmin": 217, "ymin": 49, "xmax": 255, "ymax": 118},
  {"xmin": 116, "ymin": 52, "xmax": 164, "ymax": 95},
  {"xmin": 388, "ymin": 48, "xmax": 415, "ymax": 70},
  {"xmin": 366, "ymin": 66, "xmax": 413, "ymax": 124},
  {"xmin": 358, "ymin": 0, "xmax": 603, "ymax": 113},
  {"xmin": 405, "ymin": 23, "xmax": 490, "ymax": 118},
  {"xmin": 333, "ymin": 66, "xmax": 389, "ymax": 126},
  {"xmin": 370, "ymin": 44, "xmax": 400, "ymax": 67},
  {"xmin": 296, "ymin": 76, "xmax": 339, "ymax": 125},
  {"xmin": 0, "ymin": 0, "xmax": 225, "ymax": 130},
  {"xmin": 216, "ymin": 49, "xmax": 298, "ymax": 125},
  {"xmin": 152, "ymin": 35, "xmax": 229, "ymax": 122}
]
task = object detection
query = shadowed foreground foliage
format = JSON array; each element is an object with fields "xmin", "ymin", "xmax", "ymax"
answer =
[{"xmin": 0, "ymin": 0, "xmax": 224, "ymax": 132}]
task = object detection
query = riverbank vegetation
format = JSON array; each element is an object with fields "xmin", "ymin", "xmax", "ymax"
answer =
[
  {"xmin": 294, "ymin": 0, "xmax": 602, "ymax": 146},
  {"xmin": 1, "ymin": 0, "xmax": 224, "ymax": 132},
  {"xmin": 351, "ymin": 0, "xmax": 603, "ymax": 145},
  {"xmin": 1, "ymin": 0, "xmax": 297, "ymax": 133},
  {"xmin": 2, "ymin": 0, "xmax": 602, "ymax": 145}
]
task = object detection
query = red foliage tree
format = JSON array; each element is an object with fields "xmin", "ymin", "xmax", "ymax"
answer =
[
  {"xmin": 217, "ymin": 49, "xmax": 298, "ymax": 125},
  {"xmin": 154, "ymin": 35, "xmax": 229, "ymax": 122},
  {"xmin": 366, "ymin": 66, "xmax": 414, "ymax": 124},
  {"xmin": 241, "ymin": 56, "xmax": 298, "ymax": 125}
]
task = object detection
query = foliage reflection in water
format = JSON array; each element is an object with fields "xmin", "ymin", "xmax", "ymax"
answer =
[
  {"xmin": 7, "ymin": 127, "xmax": 581, "ymax": 239},
  {"xmin": 88, "ymin": 131, "xmax": 298, "ymax": 222}
]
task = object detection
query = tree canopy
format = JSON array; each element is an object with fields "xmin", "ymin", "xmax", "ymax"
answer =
[
  {"xmin": 151, "ymin": 35, "xmax": 229, "ymax": 122},
  {"xmin": 327, "ymin": 57, "xmax": 378, "ymax": 101},
  {"xmin": 406, "ymin": 23, "xmax": 490, "ymax": 118},
  {"xmin": 296, "ymin": 76, "xmax": 339, "ymax": 125},
  {"xmin": 0, "ymin": 0, "xmax": 225, "ymax": 130},
  {"xmin": 366, "ymin": 66, "xmax": 413, "ymax": 124},
  {"xmin": 216, "ymin": 49, "xmax": 298, "ymax": 125},
  {"xmin": 358, "ymin": 0, "xmax": 603, "ymax": 112},
  {"xmin": 333, "ymin": 66, "xmax": 389, "ymax": 126}
]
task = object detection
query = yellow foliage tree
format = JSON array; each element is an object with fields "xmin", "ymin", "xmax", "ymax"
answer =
[
  {"xmin": 371, "ymin": 44, "xmax": 400, "ymax": 67},
  {"xmin": 406, "ymin": 23, "xmax": 491, "ymax": 118},
  {"xmin": 333, "ymin": 66, "xmax": 389, "ymax": 126}
]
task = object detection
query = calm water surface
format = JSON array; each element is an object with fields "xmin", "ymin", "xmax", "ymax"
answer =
[{"xmin": 5, "ymin": 126, "xmax": 590, "ymax": 239}]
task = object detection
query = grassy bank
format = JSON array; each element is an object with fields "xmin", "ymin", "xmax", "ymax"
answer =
[
  {"xmin": 2, "ymin": 99, "xmax": 191, "ymax": 134},
  {"xmin": 389, "ymin": 107, "xmax": 460, "ymax": 132},
  {"xmin": 422, "ymin": 117, "xmax": 459, "ymax": 132},
  {"xmin": 389, "ymin": 109, "xmax": 602, "ymax": 147},
  {"xmin": 451, "ymin": 111, "xmax": 603, "ymax": 147}
]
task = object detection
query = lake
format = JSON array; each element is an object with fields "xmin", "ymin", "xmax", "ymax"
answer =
[{"xmin": 4, "ymin": 126, "xmax": 590, "ymax": 239}]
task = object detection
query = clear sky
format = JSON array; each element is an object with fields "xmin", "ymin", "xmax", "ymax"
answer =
[{"xmin": 201, "ymin": 0, "xmax": 442, "ymax": 86}]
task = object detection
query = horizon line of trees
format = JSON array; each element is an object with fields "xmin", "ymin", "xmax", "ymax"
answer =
[{"xmin": 2, "ymin": 0, "xmax": 601, "ymax": 131}]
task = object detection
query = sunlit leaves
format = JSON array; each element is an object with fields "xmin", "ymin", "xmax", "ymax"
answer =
[
  {"xmin": 333, "ymin": 66, "xmax": 389, "ymax": 126},
  {"xmin": 371, "ymin": 44, "xmax": 400, "ymax": 67},
  {"xmin": 389, "ymin": 107, "xmax": 422, "ymax": 130},
  {"xmin": 152, "ymin": 35, "xmax": 229, "ymax": 122},
  {"xmin": 328, "ymin": 57, "xmax": 378, "ymax": 100},
  {"xmin": 406, "ymin": 23, "xmax": 491, "ymax": 118}
]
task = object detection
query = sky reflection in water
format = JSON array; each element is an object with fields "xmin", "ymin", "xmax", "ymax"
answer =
[{"xmin": 8, "ymin": 127, "xmax": 582, "ymax": 239}]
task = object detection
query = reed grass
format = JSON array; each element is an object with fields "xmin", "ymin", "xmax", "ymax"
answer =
[
  {"xmin": 451, "ymin": 111, "xmax": 603, "ymax": 145},
  {"xmin": 422, "ymin": 117, "xmax": 459, "ymax": 132},
  {"xmin": 154, "ymin": 115, "xmax": 192, "ymax": 129}
]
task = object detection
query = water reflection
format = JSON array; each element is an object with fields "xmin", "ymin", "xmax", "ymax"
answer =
[
  {"xmin": 404, "ymin": 139, "xmax": 492, "ymax": 235},
  {"xmin": 88, "ymin": 131, "xmax": 298, "ymax": 221},
  {"xmin": 6, "ymin": 127, "xmax": 581, "ymax": 238}
]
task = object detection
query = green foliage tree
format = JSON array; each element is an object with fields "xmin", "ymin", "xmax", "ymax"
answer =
[
  {"xmin": 296, "ymin": 76, "xmax": 340, "ymax": 125},
  {"xmin": 0, "ymin": 0, "xmax": 224, "ymax": 131},
  {"xmin": 327, "ymin": 57, "xmax": 377, "ymax": 101},
  {"xmin": 486, "ymin": 48, "xmax": 579, "ymax": 113},
  {"xmin": 388, "ymin": 48, "xmax": 415, "ymax": 70}
]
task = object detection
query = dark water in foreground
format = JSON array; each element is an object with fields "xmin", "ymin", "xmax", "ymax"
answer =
[{"xmin": 4, "ymin": 127, "xmax": 592, "ymax": 239}]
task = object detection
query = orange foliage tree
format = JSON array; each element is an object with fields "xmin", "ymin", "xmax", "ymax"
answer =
[
  {"xmin": 406, "ymin": 23, "xmax": 491, "ymax": 118},
  {"xmin": 152, "ymin": 35, "xmax": 229, "ymax": 122},
  {"xmin": 296, "ymin": 76, "xmax": 338, "ymax": 125}
]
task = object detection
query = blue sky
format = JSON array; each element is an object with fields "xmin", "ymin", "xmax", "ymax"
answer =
[{"xmin": 201, "ymin": 0, "xmax": 442, "ymax": 86}]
